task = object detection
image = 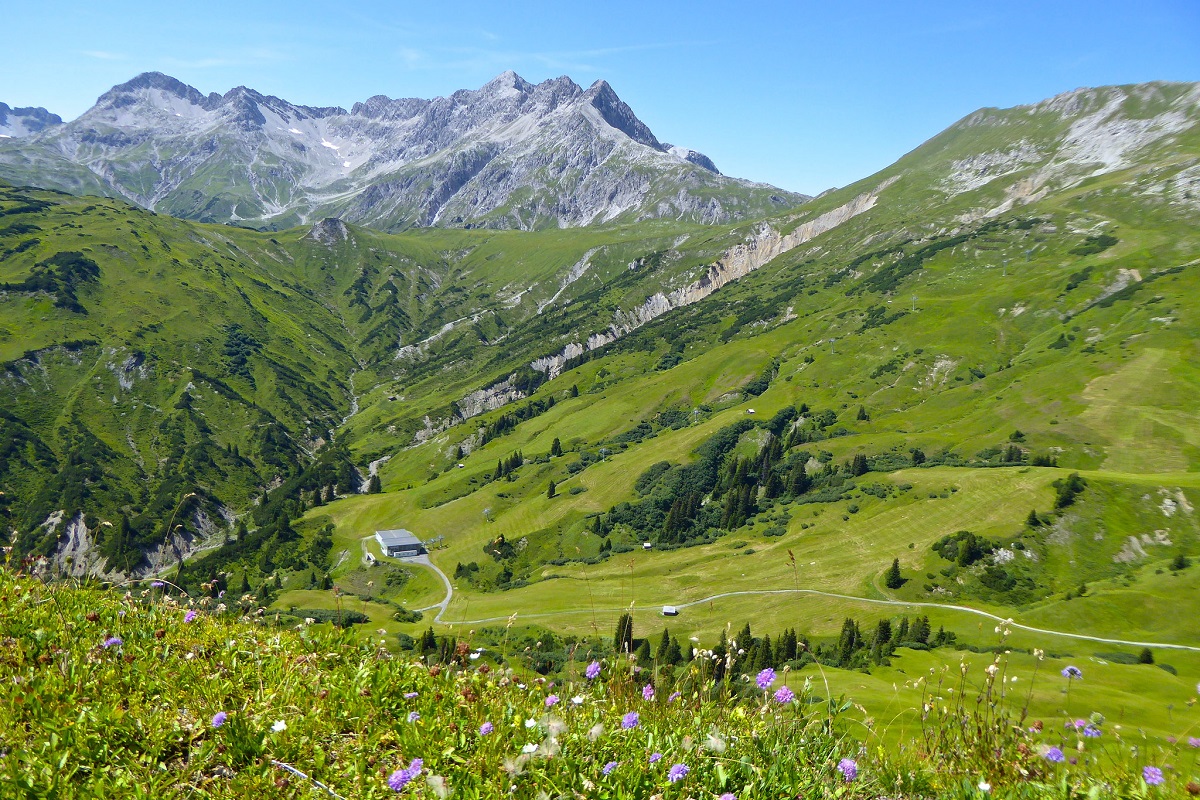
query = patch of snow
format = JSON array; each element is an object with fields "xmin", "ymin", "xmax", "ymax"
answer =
[
  {"xmin": 321, "ymin": 139, "xmax": 340, "ymax": 150},
  {"xmin": 289, "ymin": 128, "xmax": 302, "ymax": 134}
]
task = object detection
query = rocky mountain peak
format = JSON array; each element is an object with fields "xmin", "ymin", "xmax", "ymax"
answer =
[
  {"xmin": 582, "ymin": 79, "xmax": 661, "ymax": 149},
  {"xmin": 98, "ymin": 71, "xmax": 213, "ymax": 108},
  {"xmin": 0, "ymin": 103, "xmax": 63, "ymax": 138},
  {"xmin": 484, "ymin": 70, "xmax": 535, "ymax": 95},
  {"xmin": 306, "ymin": 217, "xmax": 351, "ymax": 245}
]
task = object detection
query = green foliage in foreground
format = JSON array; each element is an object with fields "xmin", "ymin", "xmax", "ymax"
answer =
[{"xmin": 2, "ymin": 571, "xmax": 1197, "ymax": 798}]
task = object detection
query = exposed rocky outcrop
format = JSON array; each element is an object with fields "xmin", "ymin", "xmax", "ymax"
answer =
[
  {"xmin": 531, "ymin": 179, "xmax": 895, "ymax": 378},
  {"xmin": 0, "ymin": 103, "xmax": 63, "ymax": 138},
  {"xmin": 306, "ymin": 218, "xmax": 352, "ymax": 245}
]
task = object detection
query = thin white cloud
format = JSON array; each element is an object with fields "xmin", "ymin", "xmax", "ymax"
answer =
[
  {"xmin": 82, "ymin": 50, "xmax": 128, "ymax": 61},
  {"xmin": 394, "ymin": 40, "xmax": 711, "ymax": 77},
  {"xmin": 159, "ymin": 47, "xmax": 290, "ymax": 70}
]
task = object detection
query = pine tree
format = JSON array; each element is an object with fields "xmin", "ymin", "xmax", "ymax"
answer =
[
  {"xmin": 836, "ymin": 618, "xmax": 861, "ymax": 666},
  {"xmin": 550, "ymin": 437, "xmax": 563, "ymax": 457},
  {"xmin": 614, "ymin": 613, "xmax": 634, "ymax": 654},
  {"xmin": 885, "ymin": 558, "xmax": 904, "ymax": 589},
  {"xmin": 850, "ymin": 453, "xmax": 869, "ymax": 477},
  {"xmin": 910, "ymin": 616, "xmax": 931, "ymax": 644},
  {"xmin": 756, "ymin": 634, "xmax": 774, "ymax": 670},
  {"xmin": 547, "ymin": 480, "xmax": 557, "ymax": 499},
  {"xmin": 570, "ymin": 384, "xmax": 579, "ymax": 397},
  {"xmin": 788, "ymin": 463, "xmax": 810, "ymax": 496},
  {"xmin": 873, "ymin": 619, "xmax": 892, "ymax": 648},
  {"xmin": 782, "ymin": 628, "xmax": 798, "ymax": 661},
  {"xmin": 658, "ymin": 628, "xmax": 672, "ymax": 660},
  {"xmin": 634, "ymin": 638, "xmax": 651, "ymax": 663},
  {"xmin": 368, "ymin": 474, "xmax": 382, "ymax": 493}
]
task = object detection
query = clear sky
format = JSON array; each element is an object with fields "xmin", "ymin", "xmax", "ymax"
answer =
[{"xmin": 4, "ymin": 0, "xmax": 1198, "ymax": 194}]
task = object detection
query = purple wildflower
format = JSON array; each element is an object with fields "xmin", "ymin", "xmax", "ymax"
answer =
[
  {"xmin": 387, "ymin": 758, "xmax": 423, "ymax": 792},
  {"xmin": 602, "ymin": 761, "xmax": 618, "ymax": 776},
  {"xmin": 585, "ymin": 661, "xmax": 601, "ymax": 680},
  {"xmin": 1044, "ymin": 747, "xmax": 1065, "ymax": 763},
  {"xmin": 774, "ymin": 685, "xmax": 796, "ymax": 704},
  {"xmin": 1189, "ymin": 737, "xmax": 1200, "ymax": 748},
  {"xmin": 649, "ymin": 752, "xmax": 663, "ymax": 763},
  {"xmin": 1083, "ymin": 725, "xmax": 1101, "ymax": 738},
  {"xmin": 1061, "ymin": 665, "xmax": 1082, "ymax": 680},
  {"xmin": 719, "ymin": 795, "xmax": 737, "ymax": 800},
  {"xmin": 668, "ymin": 691, "xmax": 681, "ymax": 702},
  {"xmin": 642, "ymin": 684, "xmax": 655, "ymax": 701},
  {"xmin": 756, "ymin": 668, "xmax": 776, "ymax": 690},
  {"xmin": 150, "ymin": 581, "xmax": 165, "ymax": 588},
  {"xmin": 837, "ymin": 758, "xmax": 858, "ymax": 782},
  {"xmin": 102, "ymin": 636, "xmax": 122, "ymax": 649},
  {"xmin": 667, "ymin": 763, "xmax": 689, "ymax": 783},
  {"xmin": 404, "ymin": 691, "xmax": 419, "ymax": 699},
  {"xmin": 621, "ymin": 712, "xmax": 639, "ymax": 729},
  {"xmin": 184, "ymin": 610, "xmax": 197, "ymax": 623},
  {"xmin": 545, "ymin": 694, "xmax": 559, "ymax": 708},
  {"xmin": 211, "ymin": 711, "xmax": 227, "ymax": 728},
  {"xmin": 407, "ymin": 711, "xmax": 420, "ymax": 723},
  {"xmin": 1143, "ymin": 766, "xmax": 1164, "ymax": 786},
  {"xmin": 479, "ymin": 722, "xmax": 494, "ymax": 735}
]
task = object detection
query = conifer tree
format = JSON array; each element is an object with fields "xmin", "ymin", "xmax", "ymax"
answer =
[{"xmin": 885, "ymin": 558, "xmax": 904, "ymax": 589}]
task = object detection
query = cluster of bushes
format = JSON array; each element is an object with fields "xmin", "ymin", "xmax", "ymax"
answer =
[{"xmin": 0, "ymin": 250, "xmax": 100, "ymax": 313}]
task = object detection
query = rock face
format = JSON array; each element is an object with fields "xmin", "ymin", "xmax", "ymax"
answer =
[
  {"xmin": 933, "ymin": 81, "xmax": 1200, "ymax": 215},
  {"xmin": 530, "ymin": 178, "xmax": 897, "ymax": 378},
  {"xmin": 0, "ymin": 103, "xmax": 63, "ymax": 138},
  {"xmin": 0, "ymin": 71, "xmax": 807, "ymax": 230}
]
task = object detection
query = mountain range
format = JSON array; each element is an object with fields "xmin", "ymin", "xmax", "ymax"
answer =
[
  {"xmin": 0, "ymin": 71, "xmax": 805, "ymax": 231},
  {"xmin": 0, "ymin": 77, "xmax": 1198, "ymax": 617}
]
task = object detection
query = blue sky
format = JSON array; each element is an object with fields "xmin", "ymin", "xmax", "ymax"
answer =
[{"xmin": 4, "ymin": 0, "xmax": 1198, "ymax": 194}]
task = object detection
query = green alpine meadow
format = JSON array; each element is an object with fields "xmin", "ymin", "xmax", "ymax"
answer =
[{"xmin": 2, "ymin": 58, "xmax": 1200, "ymax": 799}]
